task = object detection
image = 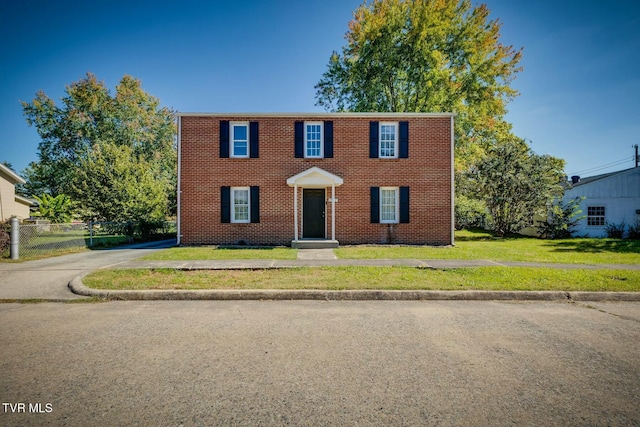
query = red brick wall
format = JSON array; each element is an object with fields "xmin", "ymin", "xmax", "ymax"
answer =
[{"xmin": 179, "ymin": 114, "xmax": 453, "ymax": 246}]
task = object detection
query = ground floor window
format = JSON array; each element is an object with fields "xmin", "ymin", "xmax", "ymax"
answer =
[
  {"xmin": 587, "ymin": 206, "xmax": 605, "ymax": 226},
  {"xmin": 232, "ymin": 187, "xmax": 250, "ymax": 223},
  {"xmin": 380, "ymin": 187, "xmax": 399, "ymax": 224}
]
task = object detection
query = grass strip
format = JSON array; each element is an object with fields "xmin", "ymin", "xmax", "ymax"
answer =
[
  {"xmin": 335, "ymin": 232, "xmax": 640, "ymax": 265},
  {"xmin": 84, "ymin": 267, "xmax": 640, "ymax": 292},
  {"xmin": 141, "ymin": 247, "xmax": 297, "ymax": 261}
]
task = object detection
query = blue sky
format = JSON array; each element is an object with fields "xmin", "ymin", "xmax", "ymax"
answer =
[{"xmin": 1, "ymin": 0, "xmax": 639, "ymax": 180}]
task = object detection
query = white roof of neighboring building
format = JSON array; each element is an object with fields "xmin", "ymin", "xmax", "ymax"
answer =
[
  {"xmin": 565, "ymin": 167, "xmax": 640, "ymax": 198},
  {"xmin": 0, "ymin": 163, "xmax": 26, "ymax": 185}
]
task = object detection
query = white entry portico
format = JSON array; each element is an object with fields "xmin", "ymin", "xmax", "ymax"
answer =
[{"xmin": 286, "ymin": 166, "xmax": 343, "ymax": 244}]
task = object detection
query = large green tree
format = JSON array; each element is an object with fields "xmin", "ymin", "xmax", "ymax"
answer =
[
  {"xmin": 21, "ymin": 73, "xmax": 176, "ymax": 221},
  {"xmin": 471, "ymin": 139, "xmax": 565, "ymax": 236},
  {"xmin": 315, "ymin": 0, "xmax": 522, "ymax": 169},
  {"xmin": 72, "ymin": 143, "xmax": 167, "ymax": 222}
]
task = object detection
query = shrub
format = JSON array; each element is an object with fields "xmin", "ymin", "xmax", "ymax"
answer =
[
  {"xmin": 455, "ymin": 195, "xmax": 487, "ymax": 230},
  {"xmin": 605, "ymin": 221, "xmax": 626, "ymax": 239},
  {"xmin": 0, "ymin": 220, "xmax": 10, "ymax": 257},
  {"xmin": 628, "ymin": 221, "xmax": 640, "ymax": 240},
  {"xmin": 537, "ymin": 197, "xmax": 584, "ymax": 239}
]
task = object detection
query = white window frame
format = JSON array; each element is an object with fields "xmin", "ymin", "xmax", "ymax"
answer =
[
  {"xmin": 587, "ymin": 205, "xmax": 606, "ymax": 227},
  {"xmin": 230, "ymin": 122, "xmax": 249, "ymax": 158},
  {"xmin": 304, "ymin": 122, "xmax": 324, "ymax": 158},
  {"xmin": 380, "ymin": 187, "xmax": 399, "ymax": 224},
  {"xmin": 231, "ymin": 187, "xmax": 250, "ymax": 223},
  {"xmin": 379, "ymin": 122, "xmax": 398, "ymax": 159}
]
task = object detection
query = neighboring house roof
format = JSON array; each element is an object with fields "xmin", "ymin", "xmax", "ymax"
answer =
[
  {"xmin": 570, "ymin": 167, "xmax": 637, "ymax": 188},
  {"xmin": 0, "ymin": 163, "xmax": 26, "ymax": 185},
  {"xmin": 565, "ymin": 166, "xmax": 640, "ymax": 199}
]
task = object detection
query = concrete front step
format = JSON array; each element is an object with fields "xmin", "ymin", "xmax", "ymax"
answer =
[{"xmin": 291, "ymin": 240, "xmax": 339, "ymax": 249}]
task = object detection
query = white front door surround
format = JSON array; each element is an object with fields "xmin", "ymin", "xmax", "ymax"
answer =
[{"xmin": 286, "ymin": 167, "xmax": 344, "ymax": 242}]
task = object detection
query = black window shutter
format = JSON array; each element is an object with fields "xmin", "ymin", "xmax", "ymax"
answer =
[
  {"xmin": 220, "ymin": 121, "xmax": 230, "ymax": 158},
  {"xmin": 323, "ymin": 120, "xmax": 334, "ymax": 158},
  {"xmin": 294, "ymin": 121, "xmax": 304, "ymax": 158},
  {"xmin": 400, "ymin": 186, "xmax": 410, "ymax": 223},
  {"xmin": 250, "ymin": 186, "xmax": 260, "ymax": 223},
  {"xmin": 369, "ymin": 121, "xmax": 379, "ymax": 158},
  {"xmin": 221, "ymin": 186, "xmax": 231, "ymax": 223},
  {"xmin": 370, "ymin": 187, "xmax": 380, "ymax": 223},
  {"xmin": 399, "ymin": 121, "xmax": 409, "ymax": 159},
  {"xmin": 249, "ymin": 122, "xmax": 259, "ymax": 158}
]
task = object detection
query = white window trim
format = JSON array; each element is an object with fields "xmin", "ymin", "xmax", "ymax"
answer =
[
  {"xmin": 587, "ymin": 205, "xmax": 606, "ymax": 227},
  {"xmin": 230, "ymin": 122, "xmax": 249, "ymax": 158},
  {"xmin": 304, "ymin": 121, "xmax": 324, "ymax": 159},
  {"xmin": 380, "ymin": 187, "xmax": 399, "ymax": 224},
  {"xmin": 231, "ymin": 187, "xmax": 250, "ymax": 223},
  {"xmin": 379, "ymin": 122, "xmax": 398, "ymax": 159}
]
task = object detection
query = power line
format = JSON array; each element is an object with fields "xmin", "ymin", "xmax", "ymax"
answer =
[{"xmin": 568, "ymin": 156, "xmax": 634, "ymax": 176}]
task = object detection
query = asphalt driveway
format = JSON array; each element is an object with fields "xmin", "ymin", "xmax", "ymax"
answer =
[{"xmin": 0, "ymin": 240, "xmax": 175, "ymax": 300}]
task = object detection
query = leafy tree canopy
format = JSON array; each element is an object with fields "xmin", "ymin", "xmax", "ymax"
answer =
[
  {"xmin": 315, "ymin": 0, "xmax": 523, "ymax": 169},
  {"xmin": 72, "ymin": 143, "xmax": 168, "ymax": 222},
  {"xmin": 471, "ymin": 139, "xmax": 565, "ymax": 236},
  {"xmin": 21, "ymin": 73, "xmax": 176, "ymax": 222}
]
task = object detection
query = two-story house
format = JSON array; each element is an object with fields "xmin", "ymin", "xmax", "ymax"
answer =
[{"xmin": 177, "ymin": 113, "xmax": 454, "ymax": 247}]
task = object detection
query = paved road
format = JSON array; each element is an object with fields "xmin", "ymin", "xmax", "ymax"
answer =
[
  {"xmin": 0, "ymin": 240, "xmax": 175, "ymax": 300},
  {"xmin": 1, "ymin": 300, "xmax": 638, "ymax": 426}
]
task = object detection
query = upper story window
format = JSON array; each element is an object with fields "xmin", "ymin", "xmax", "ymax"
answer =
[
  {"xmin": 587, "ymin": 206, "xmax": 605, "ymax": 226},
  {"xmin": 220, "ymin": 121, "xmax": 258, "ymax": 159},
  {"xmin": 231, "ymin": 122, "xmax": 249, "ymax": 158},
  {"xmin": 370, "ymin": 121, "xmax": 408, "ymax": 159},
  {"xmin": 305, "ymin": 122, "xmax": 323, "ymax": 158},
  {"xmin": 379, "ymin": 123, "xmax": 398, "ymax": 158},
  {"xmin": 295, "ymin": 121, "xmax": 333, "ymax": 159}
]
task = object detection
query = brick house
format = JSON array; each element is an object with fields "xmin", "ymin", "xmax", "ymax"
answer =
[{"xmin": 177, "ymin": 113, "xmax": 454, "ymax": 247}]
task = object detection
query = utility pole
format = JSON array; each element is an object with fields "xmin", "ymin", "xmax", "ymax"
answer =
[{"xmin": 635, "ymin": 144, "xmax": 639, "ymax": 168}]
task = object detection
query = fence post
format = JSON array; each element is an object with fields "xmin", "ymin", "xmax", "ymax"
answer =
[
  {"xmin": 89, "ymin": 221, "xmax": 94, "ymax": 248},
  {"xmin": 10, "ymin": 217, "xmax": 19, "ymax": 260}
]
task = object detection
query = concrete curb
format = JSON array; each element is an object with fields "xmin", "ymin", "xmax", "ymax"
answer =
[{"xmin": 69, "ymin": 272, "xmax": 640, "ymax": 301}]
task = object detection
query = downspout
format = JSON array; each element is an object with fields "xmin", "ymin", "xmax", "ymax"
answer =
[
  {"xmin": 331, "ymin": 184, "xmax": 335, "ymax": 241},
  {"xmin": 176, "ymin": 115, "xmax": 182, "ymax": 246},
  {"xmin": 293, "ymin": 184, "xmax": 299, "ymax": 242}
]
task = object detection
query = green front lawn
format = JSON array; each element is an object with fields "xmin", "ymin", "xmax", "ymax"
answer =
[
  {"xmin": 141, "ymin": 247, "xmax": 298, "ymax": 261},
  {"xmin": 335, "ymin": 230, "xmax": 640, "ymax": 265},
  {"xmin": 84, "ymin": 267, "xmax": 640, "ymax": 292}
]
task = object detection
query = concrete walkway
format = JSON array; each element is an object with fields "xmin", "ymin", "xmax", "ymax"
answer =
[{"xmin": 297, "ymin": 248, "xmax": 338, "ymax": 260}]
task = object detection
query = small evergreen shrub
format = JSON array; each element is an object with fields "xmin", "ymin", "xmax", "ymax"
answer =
[
  {"xmin": 537, "ymin": 197, "xmax": 584, "ymax": 239},
  {"xmin": 605, "ymin": 221, "xmax": 626, "ymax": 239},
  {"xmin": 627, "ymin": 221, "xmax": 640, "ymax": 240}
]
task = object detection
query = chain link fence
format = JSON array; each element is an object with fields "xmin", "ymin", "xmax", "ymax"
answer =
[{"xmin": 2, "ymin": 220, "xmax": 176, "ymax": 260}]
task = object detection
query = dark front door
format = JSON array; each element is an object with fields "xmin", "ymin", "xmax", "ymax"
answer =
[{"xmin": 303, "ymin": 189, "xmax": 325, "ymax": 238}]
